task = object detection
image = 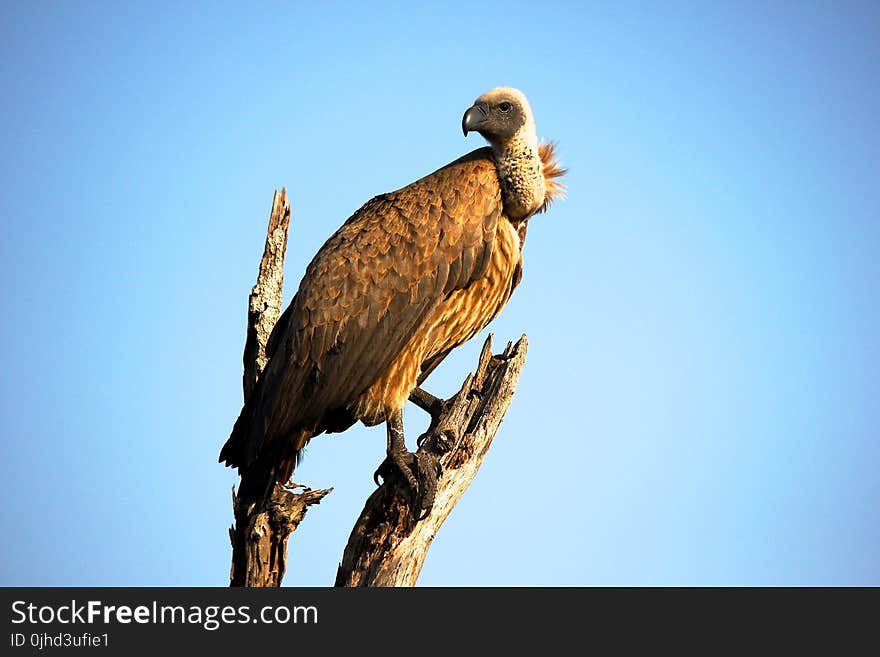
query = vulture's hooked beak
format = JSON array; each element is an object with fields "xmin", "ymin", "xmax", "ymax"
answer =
[{"xmin": 462, "ymin": 103, "xmax": 489, "ymax": 136}]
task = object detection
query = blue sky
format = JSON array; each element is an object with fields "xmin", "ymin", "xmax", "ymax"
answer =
[{"xmin": 1, "ymin": 1, "xmax": 878, "ymax": 585}]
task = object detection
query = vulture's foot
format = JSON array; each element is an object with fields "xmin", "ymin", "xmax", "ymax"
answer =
[
  {"xmin": 373, "ymin": 448, "xmax": 419, "ymax": 496},
  {"xmin": 374, "ymin": 410, "xmax": 441, "ymax": 519},
  {"xmin": 410, "ymin": 386, "xmax": 447, "ymax": 420},
  {"xmin": 413, "ymin": 452, "xmax": 440, "ymax": 519},
  {"xmin": 372, "ymin": 447, "xmax": 441, "ymax": 519},
  {"xmin": 410, "ymin": 386, "xmax": 452, "ymax": 447}
]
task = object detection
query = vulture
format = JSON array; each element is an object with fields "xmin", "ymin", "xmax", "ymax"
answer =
[{"xmin": 220, "ymin": 87, "xmax": 565, "ymax": 513}]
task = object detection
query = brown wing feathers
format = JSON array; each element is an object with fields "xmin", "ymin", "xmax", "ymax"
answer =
[
  {"xmin": 416, "ymin": 143, "xmax": 563, "ymax": 385},
  {"xmin": 222, "ymin": 148, "xmax": 504, "ymax": 475}
]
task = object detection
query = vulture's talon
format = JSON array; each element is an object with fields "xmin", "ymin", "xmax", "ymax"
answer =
[
  {"xmin": 374, "ymin": 449, "xmax": 420, "ymax": 498},
  {"xmin": 373, "ymin": 449, "xmax": 441, "ymax": 520}
]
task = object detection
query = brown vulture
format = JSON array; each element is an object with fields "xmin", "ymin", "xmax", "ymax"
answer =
[{"xmin": 220, "ymin": 87, "xmax": 565, "ymax": 513}]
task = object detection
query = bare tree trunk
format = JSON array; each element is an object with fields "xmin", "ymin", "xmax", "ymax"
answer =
[
  {"xmin": 228, "ymin": 189, "xmax": 331, "ymax": 587},
  {"xmin": 335, "ymin": 335, "xmax": 528, "ymax": 587},
  {"xmin": 226, "ymin": 190, "xmax": 527, "ymax": 587}
]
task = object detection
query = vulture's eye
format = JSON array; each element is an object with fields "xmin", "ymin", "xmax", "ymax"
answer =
[{"xmin": 498, "ymin": 102, "xmax": 512, "ymax": 113}]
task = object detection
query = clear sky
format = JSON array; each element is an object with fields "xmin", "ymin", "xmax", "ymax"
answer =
[{"xmin": 1, "ymin": 1, "xmax": 878, "ymax": 586}]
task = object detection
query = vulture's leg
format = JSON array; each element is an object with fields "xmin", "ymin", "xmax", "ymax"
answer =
[
  {"xmin": 373, "ymin": 410, "xmax": 419, "ymax": 492},
  {"xmin": 410, "ymin": 387, "xmax": 444, "ymax": 416},
  {"xmin": 373, "ymin": 408, "xmax": 439, "ymax": 517},
  {"xmin": 410, "ymin": 386, "xmax": 451, "ymax": 447}
]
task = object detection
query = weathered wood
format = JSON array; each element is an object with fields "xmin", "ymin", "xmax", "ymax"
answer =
[
  {"xmin": 242, "ymin": 188, "xmax": 291, "ymax": 400},
  {"xmin": 335, "ymin": 334, "xmax": 528, "ymax": 587},
  {"xmin": 229, "ymin": 485, "xmax": 331, "ymax": 587},
  {"xmin": 229, "ymin": 188, "xmax": 331, "ymax": 587}
]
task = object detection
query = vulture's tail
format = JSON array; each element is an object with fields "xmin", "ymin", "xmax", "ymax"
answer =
[
  {"xmin": 231, "ymin": 427, "xmax": 311, "ymax": 510},
  {"xmin": 220, "ymin": 395, "xmax": 311, "ymax": 509},
  {"xmin": 218, "ymin": 399, "xmax": 256, "ymax": 473}
]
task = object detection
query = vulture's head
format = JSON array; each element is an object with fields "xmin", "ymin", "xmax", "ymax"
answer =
[{"xmin": 462, "ymin": 87, "xmax": 537, "ymax": 149}]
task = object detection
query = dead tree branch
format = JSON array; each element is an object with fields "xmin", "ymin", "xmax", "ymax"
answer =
[
  {"xmin": 242, "ymin": 189, "xmax": 291, "ymax": 400},
  {"xmin": 229, "ymin": 189, "xmax": 331, "ymax": 587},
  {"xmin": 335, "ymin": 334, "xmax": 528, "ymax": 587},
  {"xmin": 229, "ymin": 484, "xmax": 331, "ymax": 587}
]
